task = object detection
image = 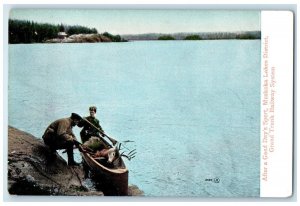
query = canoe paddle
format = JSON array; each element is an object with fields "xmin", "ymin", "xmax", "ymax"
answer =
[{"xmin": 74, "ymin": 113, "xmax": 118, "ymax": 145}]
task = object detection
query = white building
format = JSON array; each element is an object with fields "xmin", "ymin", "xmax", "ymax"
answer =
[{"xmin": 57, "ymin": 32, "xmax": 67, "ymax": 39}]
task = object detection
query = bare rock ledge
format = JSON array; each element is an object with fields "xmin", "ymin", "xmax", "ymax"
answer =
[{"xmin": 8, "ymin": 126, "xmax": 143, "ymax": 196}]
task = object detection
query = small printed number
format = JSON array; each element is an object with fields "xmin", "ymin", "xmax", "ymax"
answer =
[{"xmin": 205, "ymin": 177, "xmax": 220, "ymax": 183}]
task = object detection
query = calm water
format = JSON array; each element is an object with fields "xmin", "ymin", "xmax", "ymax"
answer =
[{"xmin": 9, "ymin": 40, "xmax": 261, "ymax": 197}]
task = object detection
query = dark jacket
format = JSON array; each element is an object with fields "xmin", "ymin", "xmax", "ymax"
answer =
[
  {"xmin": 42, "ymin": 117, "xmax": 75, "ymax": 149},
  {"xmin": 78, "ymin": 116, "xmax": 104, "ymax": 143}
]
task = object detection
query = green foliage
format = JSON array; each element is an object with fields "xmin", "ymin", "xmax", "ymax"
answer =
[
  {"xmin": 59, "ymin": 23, "xmax": 65, "ymax": 32},
  {"xmin": 102, "ymin": 32, "xmax": 126, "ymax": 42},
  {"xmin": 9, "ymin": 19, "xmax": 59, "ymax": 43},
  {"xmin": 184, "ymin": 35, "xmax": 202, "ymax": 40},
  {"xmin": 9, "ymin": 19, "xmax": 98, "ymax": 44},
  {"xmin": 236, "ymin": 33, "xmax": 258, "ymax": 39},
  {"xmin": 158, "ymin": 35, "xmax": 175, "ymax": 40},
  {"xmin": 66, "ymin": 25, "xmax": 97, "ymax": 36}
]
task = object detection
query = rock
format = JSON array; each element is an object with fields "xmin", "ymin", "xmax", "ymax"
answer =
[
  {"xmin": 128, "ymin": 184, "xmax": 144, "ymax": 196},
  {"xmin": 44, "ymin": 33, "xmax": 112, "ymax": 43},
  {"xmin": 8, "ymin": 126, "xmax": 104, "ymax": 196},
  {"xmin": 7, "ymin": 126, "xmax": 144, "ymax": 196},
  {"xmin": 25, "ymin": 175, "xmax": 35, "ymax": 183}
]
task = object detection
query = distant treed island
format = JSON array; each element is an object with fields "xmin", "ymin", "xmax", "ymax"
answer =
[
  {"xmin": 158, "ymin": 35, "xmax": 176, "ymax": 40},
  {"xmin": 9, "ymin": 19, "xmax": 261, "ymax": 44},
  {"xmin": 124, "ymin": 31, "xmax": 261, "ymax": 41}
]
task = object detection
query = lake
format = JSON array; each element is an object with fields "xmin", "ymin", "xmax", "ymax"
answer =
[{"xmin": 9, "ymin": 40, "xmax": 261, "ymax": 197}]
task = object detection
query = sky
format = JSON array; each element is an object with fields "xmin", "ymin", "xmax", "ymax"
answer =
[{"xmin": 9, "ymin": 9, "xmax": 260, "ymax": 35}]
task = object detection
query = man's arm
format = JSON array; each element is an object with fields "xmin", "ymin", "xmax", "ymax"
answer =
[
  {"xmin": 57, "ymin": 119, "xmax": 74, "ymax": 141},
  {"xmin": 95, "ymin": 119, "xmax": 105, "ymax": 136},
  {"xmin": 77, "ymin": 119, "xmax": 86, "ymax": 128}
]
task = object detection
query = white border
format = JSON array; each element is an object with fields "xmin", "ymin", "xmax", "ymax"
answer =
[
  {"xmin": 1, "ymin": 2, "xmax": 298, "ymax": 204},
  {"xmin": 260, "ymin": 11, "xmax": 294, "ymax": 197}
]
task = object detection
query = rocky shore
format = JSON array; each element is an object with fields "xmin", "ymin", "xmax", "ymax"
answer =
[
  {"xmin": 44, "ymin": 33, "xmax": 112, "ymax": 43},
  {"xmin": 7, "ymin": 126, "xmax": 143, "ymax": 196}
]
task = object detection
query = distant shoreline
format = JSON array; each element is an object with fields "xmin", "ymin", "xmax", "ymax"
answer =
[
  {"xmin": 122, "ymin": 31, "xmax": 261, "ymax": 41},
  {"xmin": 9, "ymin": 38, "xmax": 261, "ymax": 44},
  {"xmin": 9, "ymin": 19, "xmax": 260, "ymax": 44},
  {"xmin": 9, "ymin": 31, "xmax": 261, "ymax": 44}
]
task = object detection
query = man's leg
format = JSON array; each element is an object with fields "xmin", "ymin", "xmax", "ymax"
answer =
[
  {"xmin": 82, "ymin": 160, "xmax": 90, "ymax": 178},
  {"xmin": 42, "ymin": 133, "xmax": 57, "ymax": 162},
  {"xmin": 66, "ymin": 140, "xmax": 79, "ymax": 166}
]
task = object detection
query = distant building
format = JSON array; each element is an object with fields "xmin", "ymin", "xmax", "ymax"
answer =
[{"xmin": 57, "ymin": 32, "xmax": 67, "ymax": 39}]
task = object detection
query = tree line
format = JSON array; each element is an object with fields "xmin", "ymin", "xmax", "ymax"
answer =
[
  {"xmin": 158, "ymin": 35, "xmax": 202, "ymax": 40},
  {"xmin": 9, "ymin": 19, "xmax": 124, "ymax": 44},
  {"xmin": 158, "ymin": 32, "xmax": 260, "ymax": 40},
  {"xmin": 102, "ymin": 32, "xmax": 123, "ymax": 42},
  {"xmin": 122, "ymin": 31, "xmax": 261, "ymax": 41}
]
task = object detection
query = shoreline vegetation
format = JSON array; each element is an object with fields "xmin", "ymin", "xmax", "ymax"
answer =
[
  {"xmin": 9, "ymin": 19, "xmax": 126, "ymax": 44},
  {"xmin": 124, "ymin": 31, "xmax": 261, "ymax": 41},
  {"xmin": 9, "ymin": 19, "xmax": 261, "ymax": 44}
]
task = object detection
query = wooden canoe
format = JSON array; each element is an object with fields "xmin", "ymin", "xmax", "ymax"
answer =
[{"xmin": 81, "ymin": 149, "xmax": 129, "ymax": 196}]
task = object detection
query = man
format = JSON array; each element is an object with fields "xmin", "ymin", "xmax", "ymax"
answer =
[
  {"xmin": 78, "ymin": 106, "xmax": 106, "ymax": 177},
  {"xmin": 78, "ymin": 106, "xmax": 105, "ymax": 143},
  {"xmin": 42, "ymin": 113, "xmax": 82, "ymax": 166}
]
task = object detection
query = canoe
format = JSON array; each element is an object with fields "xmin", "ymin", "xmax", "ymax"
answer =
[{"xmin": 81, "ymin": 146, "xmax": 129, "ymax": 196}]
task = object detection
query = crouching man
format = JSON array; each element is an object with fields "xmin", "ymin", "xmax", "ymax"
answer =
[{"xmin": 42, "ymin": 113, "xmax": 83, "ymax": 166}]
